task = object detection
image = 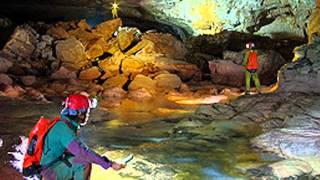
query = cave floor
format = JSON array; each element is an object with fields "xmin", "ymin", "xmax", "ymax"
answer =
[{"xmin": 0, "ymin": 93, "xmax": 274, "ymax": 180}]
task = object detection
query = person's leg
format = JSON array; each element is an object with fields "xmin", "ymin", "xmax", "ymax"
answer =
[
  {"xmin": 72, "ymin": 156, "xmax": 92, "ymax": 180},
  {"xmin": 252, "ymin": 72, "xmax": 261, "ymax": 91},
  {"xmin": 245, "ymin": 70, "xmax": 252, "ymax": 93},
  {"xmin": 41, "ymin": 160, "xmax": 73, "ymax": 180}
]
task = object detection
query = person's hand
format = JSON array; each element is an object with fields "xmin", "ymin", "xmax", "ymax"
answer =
[{"xmin": 111, "ymin": 162, "xmax": 124, "ymax": 170}]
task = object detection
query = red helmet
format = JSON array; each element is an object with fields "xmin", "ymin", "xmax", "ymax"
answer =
[{"xmin": 64, "ymin": 94, "xmax": 90, "ymax": 113}]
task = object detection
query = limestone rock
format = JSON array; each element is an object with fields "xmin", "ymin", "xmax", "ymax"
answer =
[
  {"xmin": 103, "ymin": 38, "xmax": 120, "ymax": 54},
  {"xmin": 20, "ymin": 76, "xmax": 36, "ymax": 86},
  {"xmin": 46, "ymin": 25, "xmax": 70, "ymax": 40},
  {"xmin": 278, "ymin": 38, "xmax": 320, "ymax": 93},
  {"xmin": 121, "ymin": 56, "xmax": 144, "ymax": 76},
  {"xmin": 25, "ymin": 87, "xmax": 48, "ymax": 102},
  {"xmin": 0, "ymin": 74, "xmax": 13, "ymax": 85},
  {"xmin": 117, "ymin": 28, "xmax": 139, "ymax": 51},
  {"xmin": 102, "ymin": 75, "xmax": 128, "ymax": 89},
  {"xmin": 77, "ymin": 19, "xmax": 91, "ymax": 31},
  {"xmin": 87, "ymin": 83, "xmax": 104, "ymax": 96},
  {"xmin": 50, "ymin": 66, "xmax": 77, "ymax": 80},
  {"xmin": 308, "ymin": 7, "xmax": 320, "ymax": 43},
  {"xmin": 3, "ymin": 26, "xmax": 38, "ymax": 59},
  {"xmin": 95, "ymin": 18, "xmax": 122, "ymax": 41},
  {"xmin": 100, "ymin": 87, "xmax": 127, "ymax": 108},
  {"xmin": 142, "ymin": 33, "xmax": 187, "ymax": 59},
  {"xmin": 209, "ymin": 60, "xmax": 245, "ymax": 87},
  {"xmin": 128, "ymin": 74, "xmax": 156, "ymax": 93},
  {"xmin": 125, "ymin": 39, "xmax": 155, "ymax": 56},
  {"xmin": 41, "ymin": 35, "xmax": 54, "ymax": 45},
  {"xmin": 68, "ymin": 29, "xmax": 101, "ymax": 48},
  {"xmin": 154, "ymin": 73, "xmax": 182, "ymax": 90},
  {"xmin": 99, "ymin": 51, "xmax": 126, "ymax": 75},
  {"xmin": 128, "ymin": 88, "xmax": 153, "ymax": 102},
  {"xmin": 0, "ymin": 57, "xmax": 13, "ymax": 73},
  {"xmin": 79, "ymin": 67, "xmax": 101, "ymax": 80},
  {"xmin": 249, "ymin": 159, "xmax": 314, "ymax": 179},
  {"xmin": 55, "ymin": 38, "xmax": 87, "ymax": 69},
  {"xmin": 1, "ymin": 85, "xmax": 25, "ymax": 98},
  {"xmin": 102, "ymin": 87, "xmax": 127, "ymax": 99},
  {"xmin": 86, "ymin": 43, "xmax": 104, "ymax": 60},
  {"xmin": 253, "ymin": 128, "xmax": 320, "ymax": 159}
]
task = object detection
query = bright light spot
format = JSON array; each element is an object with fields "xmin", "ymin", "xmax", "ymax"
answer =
[
  {"xmin": 112, "ymin": 2, "xmax": 119, "ymax": 9},
  {"xmin": 175, "ymin": 95, "xmax": 228, "ymax": 105}
]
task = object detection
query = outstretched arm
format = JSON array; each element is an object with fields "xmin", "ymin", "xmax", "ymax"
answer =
[{"xmin": 67, "ymin": 140, "xmax": 113, "ymax": 169}]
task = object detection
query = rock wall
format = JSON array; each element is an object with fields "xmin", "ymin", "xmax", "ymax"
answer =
[
  {"xmin": 308, "ymin": 0, "xmax": 320, "ymax": 42},
  {"xmin": 278, "ymin": 36, "xmax": 320, "ymax": 94}
]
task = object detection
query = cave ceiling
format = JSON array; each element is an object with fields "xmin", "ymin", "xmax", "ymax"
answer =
[{"xmin": 0, "ymin": 0, "xmax": 317, "ymax": 40}]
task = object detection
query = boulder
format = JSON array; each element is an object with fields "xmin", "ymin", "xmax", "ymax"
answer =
[
  {"xmin": 209, "ymin": 50, "xmax": 286, "ymax": 87},
  {"xmin": 102, "ymin": 75, "xmax": 128, "ymax": 89},
  {"xmin": 50, "ymin": 66, "xmax": 77, "ymax": 80},
  {"xmin": 77, "ymin": 19, "xmax": 91, "ymax": 31},
  {"xmin": 46, "ymin": 25, "xmax": 70, "ymax": 40},
  {"xmin": 128, "ymin": 88, "xmax": 153, "ymax": 102},
  {"xmin": 121, "ymin": 56, "xmax": 144, "ymax": 76},
  {"xmin": 278, "ymin": 37, "xmax": 320, "ymax": 93},
  {"xmin": 142, "ymin": 33, "xmax": 187, "ymax": 59},
  {"xmin": 95, "ymin": 18, "xmax": 122, "ymax": 41},
  {"xmin": 100, "ymin": 87, "xmax": 127, "ymax": 108},
  {"xmin": 86, "ymin": 43, "xmax": 104, "ymax": 60},
  {"xmin": 41, "ymin": 35, "xmax": 54, "ymax": 45},
  {"xmin": 25, "ymin": 87, "xmax": 48, "ymax": 102},
  {"xmin": 0, "ymin": 57, "xmax": 13, "ymax": 73},
  {"xmin": 128, "ymin": 74, "xmax": 156, "ymax": 93},
  {"xmin": 209, "ymin": 60, "xmax": 245, "ymax": 87},
  {"xmin": 117, "ymin": 28, "xmax": 140, "ymax": 51},
  {"xmin": 174, "ymin": 64, "xmax": 201, "ymax": 81},
  {"xmin": 99, "ymin": 51, "xmax": 126, "ymax": 75},
  {"xmin": 2, "ymin": 26, "xmax": 38, "ymax": 59},
  {"xmin": 1, "ymin": 85, "xmax": 25, "ymax": 98},
  {"xmin": 87, "ymin": 83, "xmax": 104, "ymax": 96},
  {"xmin": 103, "ymin": 38, "xmax": 120, "ymax": 54},
  {"xmin": 154, "ymin": 73, "xmax": 182, "ymax": 90},
  {"xmin": 55, "ymin": 37, "xmax": 87, "ymax": 70},
  {"xmin": 125, "ymin": 39, "xmax": 155, "ymax": 56},
  {"xmin": 0, "ymin": 74, "xmax": 13, "ymax": 85},
  {"xmin": 154, "ymin": 58, "xmax": 201, "ymax": 81},
  {"xmin": 20, "ymin": 76, "xmax": 36, "ymax": 86},
  {"xmin": 79, "ymin": 67, "xmax": 101, "ymax": 80},
  {"xmin": 68, "ymin": 29, "xmax": 102, "ymax": 48},
  {"xmin": 102, "ymin": 87, "xmax": 127, "ymax": 99}
]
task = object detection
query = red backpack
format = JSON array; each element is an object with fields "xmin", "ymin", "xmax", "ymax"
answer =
[
  {"xmin": 22, "ymin": 116, "xmax": 60, "ymax": 176},
  {"xmin": 247, "ymin": 50, "xmax": 259, "ymax": 70}
]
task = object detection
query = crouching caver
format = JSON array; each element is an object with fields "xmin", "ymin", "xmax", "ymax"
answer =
[{"xmin": 40, "ymin": 94, "xmax": 123, "ymax": 180}]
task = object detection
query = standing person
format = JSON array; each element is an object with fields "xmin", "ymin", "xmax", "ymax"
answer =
[
  {"xmin": 242, "ymin": 42, "xmax": 261, "ymax": 95},
  {"xmin": 111, "ymin": 1, "xmax": 119, "ymax": 19},
  {"xmin": 40, "ymin": 94, "xmax": 123, "ymax": 180}
]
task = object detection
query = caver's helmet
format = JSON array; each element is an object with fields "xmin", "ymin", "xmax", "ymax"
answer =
[
  {"xmin": 246, "ymin": 42, "xmax": 255, "ymax": 49},
  {"xmin": 61, "ymin": 93, "xmax": 98, "ymax": 126}
]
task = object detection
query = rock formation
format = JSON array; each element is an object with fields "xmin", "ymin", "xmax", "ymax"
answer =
[{"xmin": 0, "ymin": 18, "xmax": 201, "ymax": 106}]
